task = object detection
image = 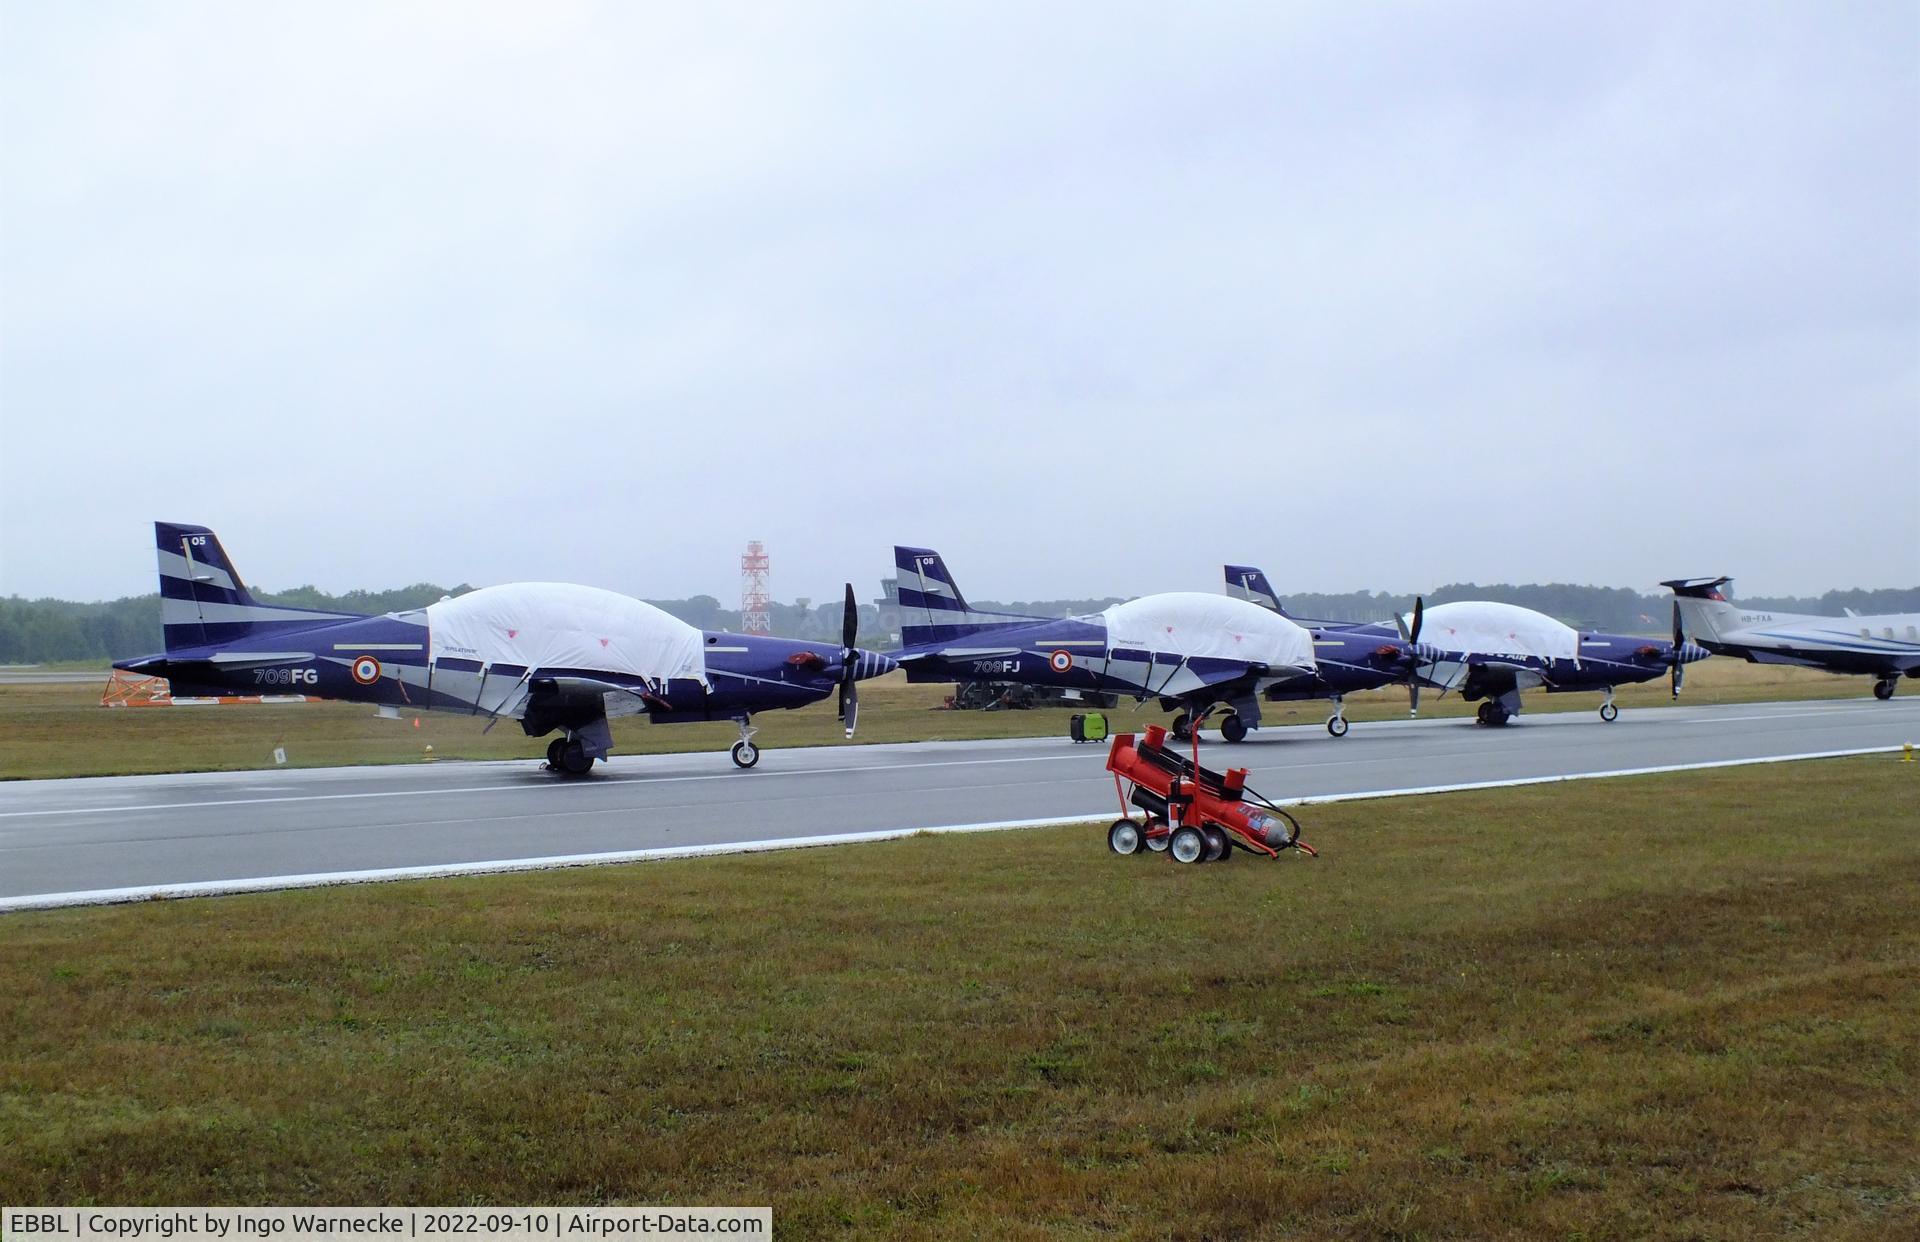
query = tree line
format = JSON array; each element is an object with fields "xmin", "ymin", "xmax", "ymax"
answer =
[{"xmin": 4, "ymin": 582, "xmax": 1917, "ymax": 665}]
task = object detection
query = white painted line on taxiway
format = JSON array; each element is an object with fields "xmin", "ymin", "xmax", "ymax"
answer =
[
  {"xmin": 0, "ymin": 752, "xmax": 1091, "ymax": 819},
  {"xmin": 0, "ymin": 745, "xmax": 1898, "ymax": 912}
]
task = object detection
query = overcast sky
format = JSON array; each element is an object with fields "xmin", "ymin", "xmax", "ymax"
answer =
[{"xmin": 2, "ymin": 2, "xmax": 1915, "ymax": 607}]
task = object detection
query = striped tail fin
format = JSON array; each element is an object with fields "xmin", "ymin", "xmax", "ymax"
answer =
[
  {"xmin": 1224, "ymin": 565, "xmax": 1287, "ymax": 614},
  {"xmin": 893, "ymin": 545, "xmax": 1044, "ymax": 647},
  {"xmin": 156, "ymin": 522, "xmax": 363, "ymax": 651}
]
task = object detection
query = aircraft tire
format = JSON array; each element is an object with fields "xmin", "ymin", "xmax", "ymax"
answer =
[
  {"xmin": 1326, "ymin": 715, "xmax": 1349, "ymax": 738},
  {"xmin": 1220, "ymin": 713, "xmax": 1248, "ymax": 743},
  {"xmin": 730, "ymin": 741, "xmax": 761, "ymax": 769},
  {"xmin": 1600, "ymin": 702, "xmax": 1619, "ymax": 722},
  {"xmin": 1108, "ymin": 818, "xmax": 1143, "ymax": 856},
  {"xmin": 1874, "ymin": 679, "xmax": 1896, "ymax": 701},
  {"xmin": 546, "ymin": 737, "xmax": 567, "ymax": 768},
  {"xmin": 1476, "ymin": 702, "xmax": 1497, "ymax": 726},
  {"xmin": 1170, "ymin": 712, "xmax": 1192, "ymax": 741},
  {"xmin": 557, "ymin": 738, "xmax": 594, "ymax": 776},
  {"xmin": 1169, "ymin": 826, "xmax": 1207, "ymax": 864}
]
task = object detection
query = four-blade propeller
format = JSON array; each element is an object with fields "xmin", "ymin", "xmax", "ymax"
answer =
[
  {"xmin": 1393, "ymin": 597, "xmax": 1428, "ymax": 716},
  {"xmin": 838, "ymin": 583, "xmax": 861, "ymax": 738}
]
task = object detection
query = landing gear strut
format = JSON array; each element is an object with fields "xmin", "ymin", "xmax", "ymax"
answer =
[
  {"xmin": 546, "ymin": 734, "xmax": 593, "ymax": 777},
  {"xmin": 730, "ymin": 720, "xmax": 761, "ymax": 769},
  {"xmin": 1599, "ymin": 688, "xmax": 1618, "ymax": 723},
  {"xmin": 1326, "ymin": 695, "xmax": 1349, "ymax": 738},
  {"xmin": 1874, "ymin": 677, "xmax": 1898, "ymax": 701}
]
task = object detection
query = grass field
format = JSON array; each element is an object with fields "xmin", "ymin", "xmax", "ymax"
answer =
[
  {"xmin": 0, "ymin": 658, "xmax": 1893, "ymax": 780},
  {"xmin": 4, "ymin": 756, "xmax": 1916, "ymax": 1237}
]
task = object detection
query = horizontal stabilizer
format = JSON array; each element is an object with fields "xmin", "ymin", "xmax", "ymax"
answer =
[{"xmin": 1661, "ymin": 576, "xmax": 1733, "ymax": 601}]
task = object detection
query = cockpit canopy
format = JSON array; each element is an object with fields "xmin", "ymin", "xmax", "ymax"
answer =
[{"xmin": 1102, "ymin": 592, "xmax": 1315, "ymax": 671}]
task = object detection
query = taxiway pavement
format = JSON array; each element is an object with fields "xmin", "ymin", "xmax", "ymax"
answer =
[{"xmin": 3, "ymin": 697, "xmax": 1913, "ymax": 907}]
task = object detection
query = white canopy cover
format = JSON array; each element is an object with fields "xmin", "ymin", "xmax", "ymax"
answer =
[
  {"xmin": 1102, "ymin": 592, "xmax": 1315, "ymax": 671},
  {"xmin": 1412, "ymin": 601, "xmax": 1578, "ymax": 663},
  {"xmin": 425, "ymin": 583, "xmax": 708, "ymax": 687}
]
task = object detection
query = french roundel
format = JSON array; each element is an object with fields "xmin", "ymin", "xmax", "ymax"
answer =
[
  {"xmin": 350, "ymin": 655, "xmax": 382, "ymax": 685},
  {"xmin": 1049, "ymin": 650, "xmax": 1073, "ymax": 673}
]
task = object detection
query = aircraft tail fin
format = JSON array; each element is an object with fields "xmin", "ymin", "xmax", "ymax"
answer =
[
  {"xmin": 1224, "ymin": 565, "xmax": 1290, "ymax": 616},
  {"xmin": 894, "ymin": 545, "xmax": 1044, "ymax": 647},
  {"xmin": 1661, "ymin": 576, "xmax": 1738, "ymax": 645},
  {"xmin": 153, "ymin": 522, "xmax": 363, "ymax": 652},
  {"xmin": 1661, "ymin": 576, "xmax": 1733, "ymax": 601}
]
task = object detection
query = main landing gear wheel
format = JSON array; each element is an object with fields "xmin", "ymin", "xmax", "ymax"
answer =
[
  {"xmin": 1220, "ymin": 713, "xmax": 1248, "ymax": 743},
  {"xmin": 1144, "ymin": 818, "xmax": 1170, "ymax": 852},
  {"xmin": 1108, "ymin": 818, "xmax": 1143, "ymax": 856},
  {"xmin": 1326, "ymin": 715, "xmax": 1350, "ymax": 738},
  {"xmin": 730, "ymin": 740, "xmax": 761, "ymax": 769},
  {"xmin": 1874, "ymin": 678, "xmax": 1897, "ymax": 701},
  {"xmin": 1476, "ymin": 702, "xmax": 1511, "ymax": 727},
  {"xmin": 1169, "ymin": 826, "xmax": 1207, "ymax": 864},
  {"xmin": 552, "ymin": 737, "xmax": 593, "ymax": 776},
  {"xmin": 1202, "ymin": 826, "xmax": 1231, "ymax": 862},
  {"xmin": 1599, "ymin": 702, "xmax": 1619, "ymax": 723},
  {"xmin": 1170, "ymin": 711, "xmax": 1193, "ymax": 741}
]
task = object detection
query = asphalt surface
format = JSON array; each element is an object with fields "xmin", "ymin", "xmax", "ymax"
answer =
[
  {"xmin": 0, "ymin": 669, "xmax": 108, "ymax": 684},
  {"xmin": 3, "ymin": 697, "xmax": 1914, "ymax": 906}
]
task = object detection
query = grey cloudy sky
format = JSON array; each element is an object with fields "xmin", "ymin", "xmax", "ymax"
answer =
[{"xmin": 2, "ymin": 2, "xmax": 1915, "ymax": 606}]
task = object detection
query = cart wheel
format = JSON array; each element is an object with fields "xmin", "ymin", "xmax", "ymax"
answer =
[
  {"xmin": 1202, "ymin": 826, "xmax": 1230, "ymax": 861},
  {"xmin": 1145, "ymin": 818, "xmax": 1170, "ymax": 852},
  {"xmin": 1108, "ymin": 818, "xmax": 1143, "ymax": 856},
  {"xmin": 1169, "ymin": 826, "xmax": 1207, "ymax": 864}
]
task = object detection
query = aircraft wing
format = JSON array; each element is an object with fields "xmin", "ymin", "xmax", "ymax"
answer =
[
  {"xmin": 1153, "ymin": 657, "xmax": 1311, "ymax": 703},
  {"xmin": 1418, "ymin": 655, "xmax": 1545, "ymax": 696},
  {"xmin": 526, "ymin": 673, "xmax": 670, "ymax": 719}
]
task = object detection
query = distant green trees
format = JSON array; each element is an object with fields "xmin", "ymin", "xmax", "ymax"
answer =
[{"xmin": 4, "ymin": 581, "xmax": 1916, "ymax": 665}]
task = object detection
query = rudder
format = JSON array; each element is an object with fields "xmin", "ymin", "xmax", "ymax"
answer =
[
  {"xmin": 154, "ymin": 522, "xmax": 362, "ymax": 651},
  {"xmin": 894, "ymin": 545, "xmax": 1045, "ymax": 647}
]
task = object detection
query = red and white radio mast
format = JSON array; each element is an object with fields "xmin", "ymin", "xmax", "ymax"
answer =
[{"xmin": 740, "ymin": 540, "xmax": 771, "ymax": 634}]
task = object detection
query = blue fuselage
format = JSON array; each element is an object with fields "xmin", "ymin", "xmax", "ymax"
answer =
[{"xmin": 119, "ymin": 615, "xmax": 890, "ymax": 729}]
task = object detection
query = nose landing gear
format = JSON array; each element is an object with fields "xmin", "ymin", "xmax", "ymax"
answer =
[
  {"xmin": 1599, "ymin": 689, "xmax": 1618, "ymax": 723},
  {"xmin": 730, "ymin": 719, "xmax": 761, "ymax": 768},
  {"xmin": 1326, "ymin": 695, "xmax": 1349, "ymax": 738}
]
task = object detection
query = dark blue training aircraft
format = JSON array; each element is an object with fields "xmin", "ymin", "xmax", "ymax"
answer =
[
  {"xmin": 1222, "ymin": 565, "xmax": 1433, "ymax": 737},
  {"xmin": 1227, "ymin": 565, "xmax": 1710, "ymax": 726},
  {"xmin": 115, "ymin": 522, "xmax": 897, "ymax": 774},
  {"xmin": 890, "ymin": 546, "xmax": 1318, "ymax": 742}
]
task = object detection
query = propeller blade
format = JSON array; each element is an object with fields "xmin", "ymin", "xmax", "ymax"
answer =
[
  {"xmin": 838, "ymin": 583, "xmax": 859, "ymax": 737},
  {"xmin": 1397, "ymin": 598, "xmax": 1427, "ymax": 716},
  {"xmin": 1670, "ymin": 600, "xmax": 1684, "ymax": 699}
]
